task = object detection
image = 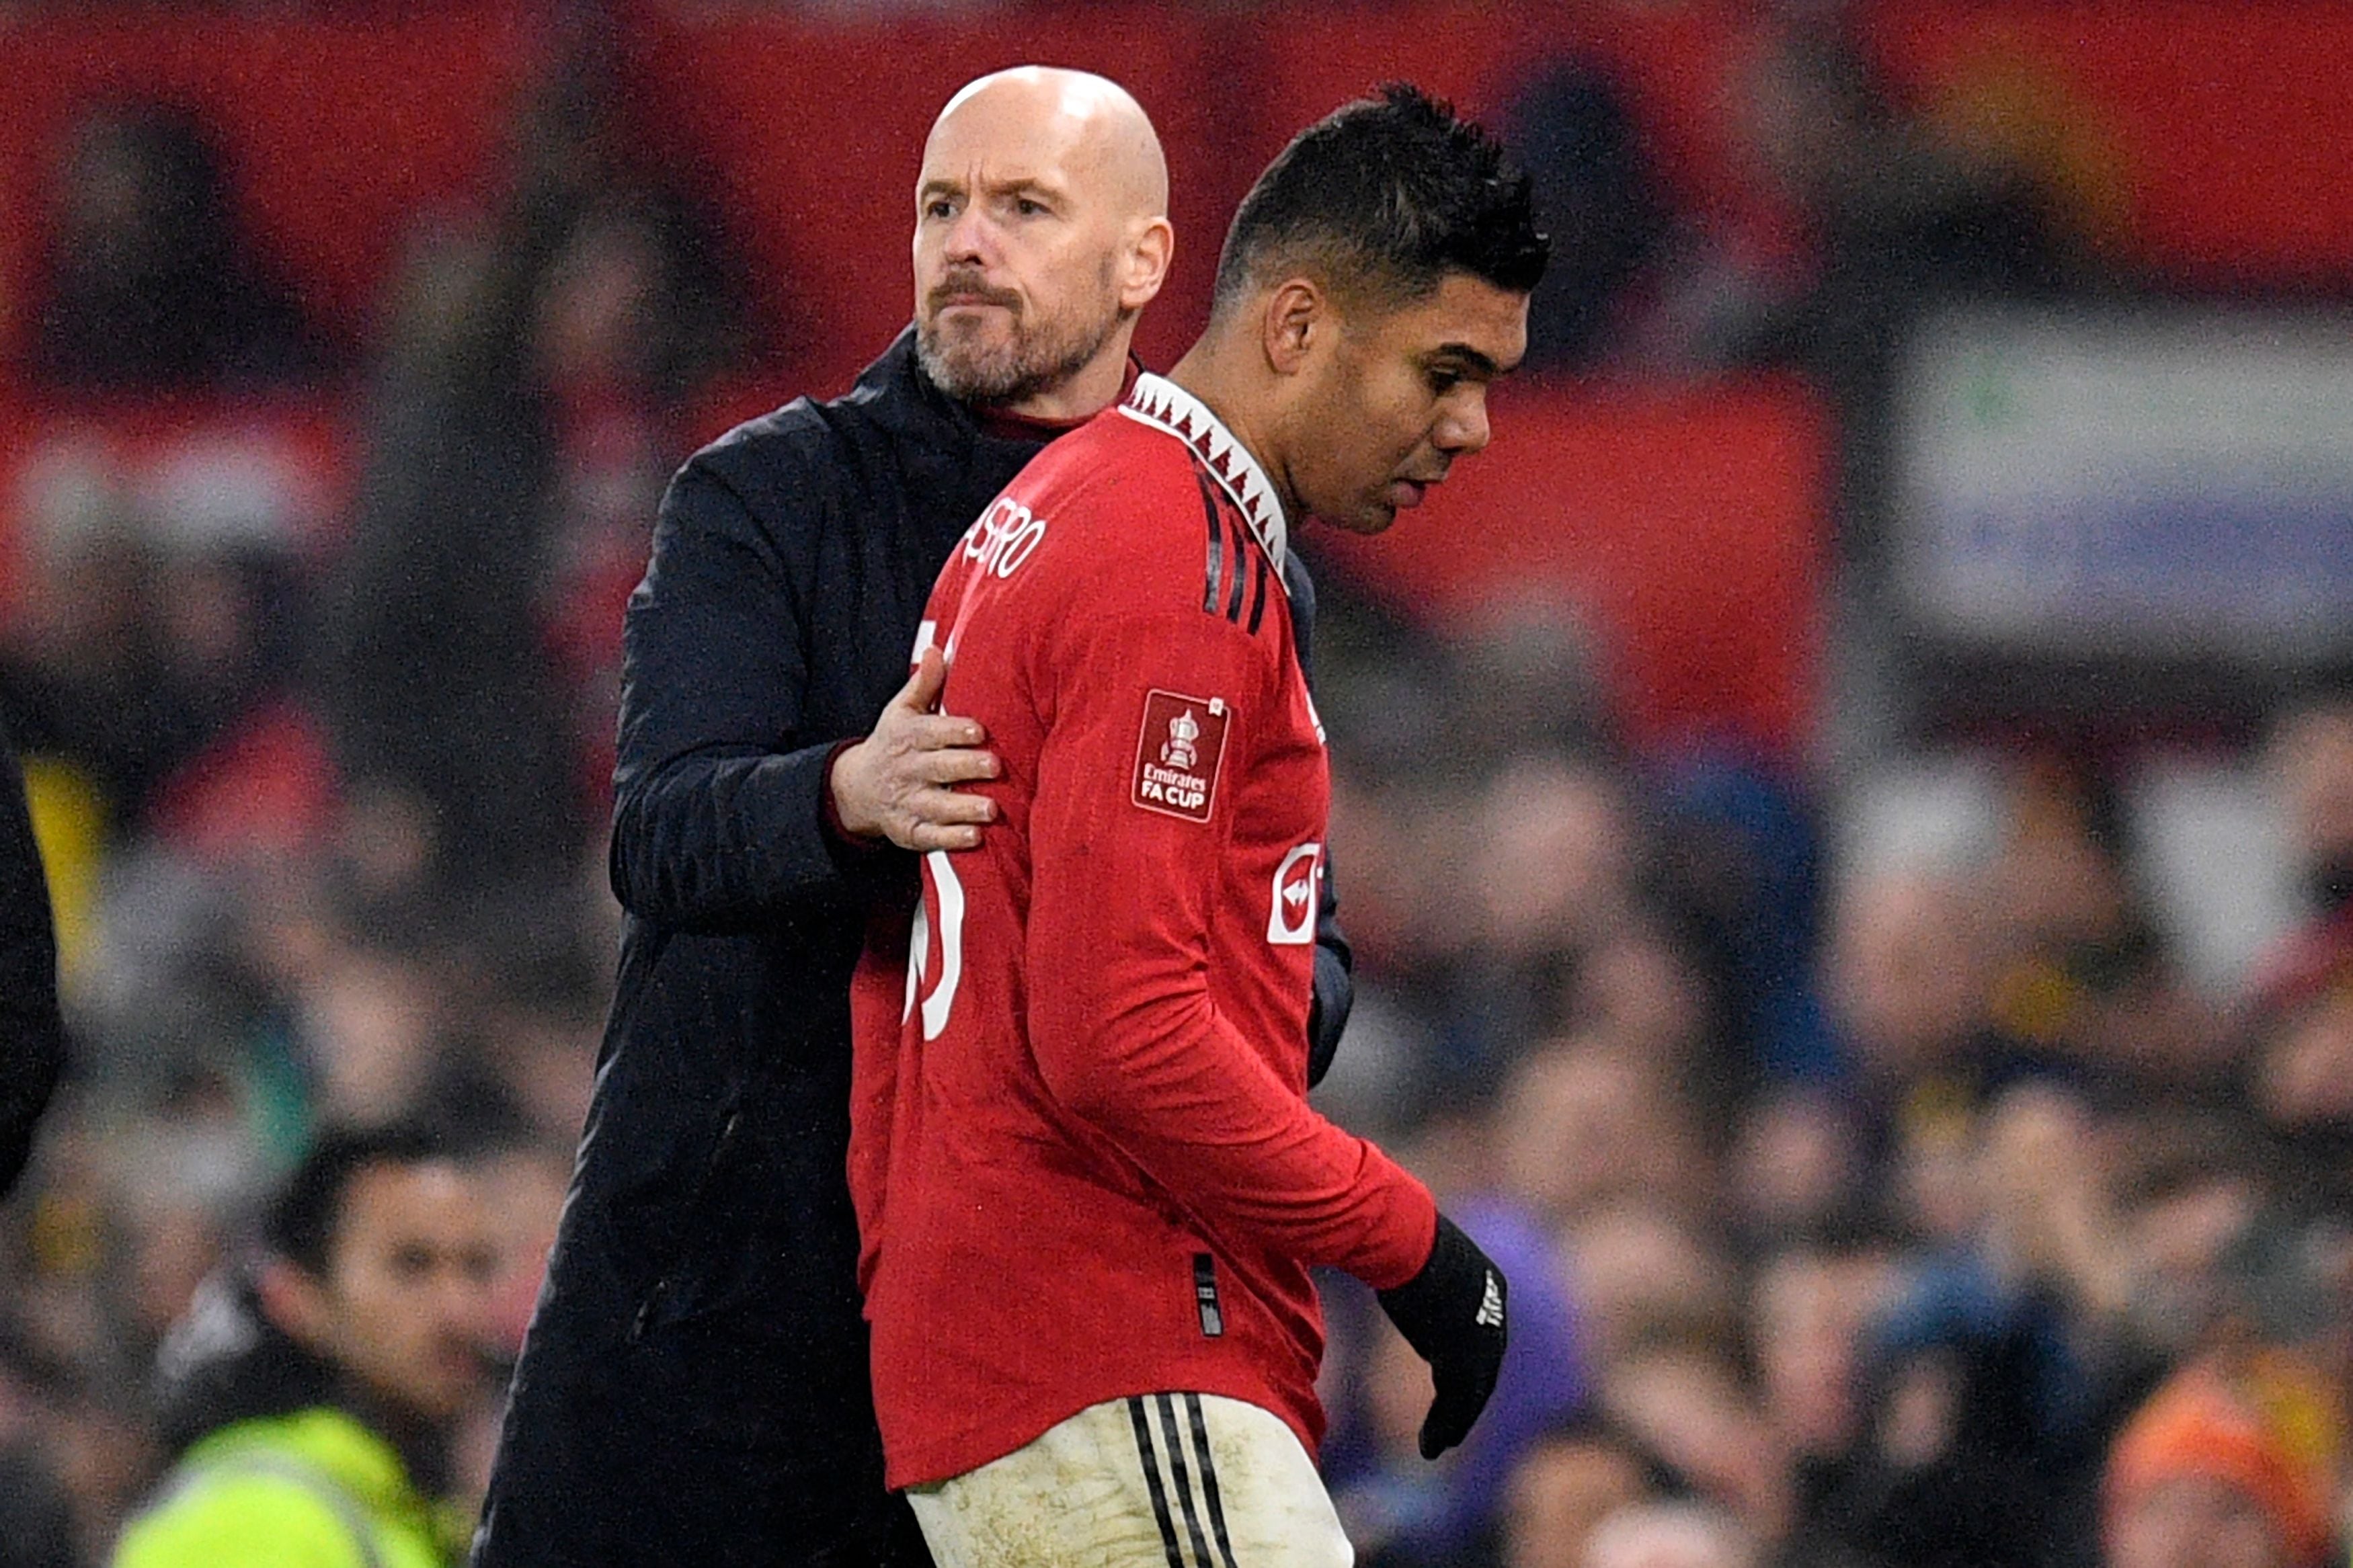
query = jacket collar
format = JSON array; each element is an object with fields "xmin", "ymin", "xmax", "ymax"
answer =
[
  {"xmin": 1119, "ymin": 372, "xmax": 1287, "ymax": 575},
  {"xmin": 852, "ymin": 327, "xmax": 1026, "ymax": 456}
]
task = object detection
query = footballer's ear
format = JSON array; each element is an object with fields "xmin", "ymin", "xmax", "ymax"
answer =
[{"xmin": 1261, "ymin": 278, "xmax": 1328, "ymax": 377}]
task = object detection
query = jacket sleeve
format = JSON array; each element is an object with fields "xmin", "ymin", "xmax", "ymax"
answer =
[
  {"xmin": 1307, "ymin": 874, "xmax": 1353, "ymax": 1090},
  {"xmin": 1281, "ymin": 553, "xmax": 1353, "ymax": 1087},
  {"xmin": 0, "ymin": 720, "xmax": 63, "ymax": 1199},
  {"xmin": 608, "ymin": 458, "xmax": 898, "ymax": 930},
  {"xmin": 1021, "ymin": 604, "xmax": 1433, "ymax": 1290}
]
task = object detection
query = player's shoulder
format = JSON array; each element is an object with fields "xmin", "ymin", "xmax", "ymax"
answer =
[
  {"xmin": 1018, "ymin": 396, "xmax": 1203, "ymax": 515},
  {"xmin": 1005, "ymin": 400, "xmax": 1268, "ymax": 614}
]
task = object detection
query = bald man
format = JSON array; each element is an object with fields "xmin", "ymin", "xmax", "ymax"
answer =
[{"xmin": 471, "ymin": 69, "xmax": 1357, "ymax": 1568}]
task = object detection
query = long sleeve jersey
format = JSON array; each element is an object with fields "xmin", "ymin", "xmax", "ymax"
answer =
[{"xmin": 848, "ymin": 372, "xmax": 1437, "ymax": 1489}]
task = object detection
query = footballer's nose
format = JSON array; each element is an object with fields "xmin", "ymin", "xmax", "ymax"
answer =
[{"xmin": 1433, "ymin": 389, "xmax": 1492, "ymax": 456}]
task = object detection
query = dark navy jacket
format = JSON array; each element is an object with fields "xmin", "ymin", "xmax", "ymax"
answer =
[{"xmin": 474, "ymin": 330, "xmax": 1350, "ymax": 1568}]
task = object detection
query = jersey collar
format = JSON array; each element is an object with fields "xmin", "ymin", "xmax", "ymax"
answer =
[{"xmin": 1119, "ymin": 372, "xmax": 1287, "ymax": 577}]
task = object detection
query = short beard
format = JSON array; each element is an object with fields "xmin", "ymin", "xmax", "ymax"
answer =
[{"xmin": 916, "ymin": 264, "xmax": 1126, "ymax": 409}]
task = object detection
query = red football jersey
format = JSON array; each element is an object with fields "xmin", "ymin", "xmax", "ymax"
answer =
[{"xmin": 848, "ymin": 373, "xmax": 1438, "ymax": 1489}]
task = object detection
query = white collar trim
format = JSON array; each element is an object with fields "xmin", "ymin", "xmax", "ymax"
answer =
[{"xmin": 1119, "ymin": 372, "xmax": 1287, "ymax": 576}]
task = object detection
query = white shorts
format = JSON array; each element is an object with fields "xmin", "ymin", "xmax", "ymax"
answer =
[{"xmin": 906, "ymin": 1392, "xmax": 1353, "ymax": 1567}]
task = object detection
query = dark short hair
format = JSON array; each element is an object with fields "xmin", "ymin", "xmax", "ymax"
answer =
[
  {"xmin": 264, "ymin": 1122, "xmax": 463, "ymax": 1276},
  {"xmin": 1211, "ymin": 83, "xmax": 1548, "ymax": 316}
]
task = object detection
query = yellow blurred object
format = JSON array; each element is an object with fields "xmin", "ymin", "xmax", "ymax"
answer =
[
  {"xmin": 2244, "ymin": 1348, "xmax": 2344, "ymax": 1489},
  {"xmin": 28, "ymin": 1188, "xmax": 103, "ymax": 1278},
  {"xmin": 18, "ymin": 754, "xmax": 106, "ymax": 983},
  {"xmin": 1989, "ymin": 956, "xmax": 2085, "ymax": 1045},
  {"xmin": 1925, "ymin": 38, "xmax": 2136, "ymax": 255}
]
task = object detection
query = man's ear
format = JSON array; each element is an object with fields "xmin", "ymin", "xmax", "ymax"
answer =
[
  {"xmin": 1119, "ymin": 216, "xmax": 1174, "ymax": 313},
  {"xmin": 256, "ymin": 1257, "xmax": 333, "ymax": 1354},
  {"xmin": 1261, "ymin": 278, "xmax": 1328, "ymax": 376}
]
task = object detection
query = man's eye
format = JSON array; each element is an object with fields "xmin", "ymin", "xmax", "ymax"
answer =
[
  {"xmin": 1015, "ymin": 198, "xmax": 1047, "ymax": 217},
  {"xmin": 1428, "ymin": 371, "xmax": 1462, "ymax": 395},
  {"xmin": 925, "ymin": 199, "xmax": 957, "ymax": 220}
]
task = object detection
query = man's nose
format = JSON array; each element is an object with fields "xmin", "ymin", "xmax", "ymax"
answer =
[
  {"xmin": 943, "ymin": 204, "xmax": 996, "ymax": 266},
  {"xmin": 1434, "ymin": 390, "xmax": 1492, "ymax": 456},
  {"xmin": 431, "ymin": 1261, "xmax": 494, "ymax": 1323}
]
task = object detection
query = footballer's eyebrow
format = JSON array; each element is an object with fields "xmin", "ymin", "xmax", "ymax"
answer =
[{"xmin": 1428, "ymin": 343, "xmax": 1505, "ymax": 378}]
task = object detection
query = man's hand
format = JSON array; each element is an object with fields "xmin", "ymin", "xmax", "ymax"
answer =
[
  {"xmin": 830, "ymin": 648, "xmax": 1000, "ymax": 852},
  {"xmin": 1375, "ymin": 1214, "xmax": 1507, "ymax": 1459}
]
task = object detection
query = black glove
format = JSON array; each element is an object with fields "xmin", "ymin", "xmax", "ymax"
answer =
[{"xmin": 1375, "ymin": 1212, "xmax": 1507, "ymax": 1459}]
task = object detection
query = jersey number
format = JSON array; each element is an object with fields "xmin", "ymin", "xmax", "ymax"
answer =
[{"xmin": 903, "ymin": 850, "xmax": 965, "ymax": 1040}]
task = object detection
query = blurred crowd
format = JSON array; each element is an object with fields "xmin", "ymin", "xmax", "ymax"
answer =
[
  {"xmin": 1, "ymin": 6, "xmax": 2349, "ymax": 1568},
  {"xmin": 1307, "ymin": 625, "xmax": 2353, "ymax": 1568}
]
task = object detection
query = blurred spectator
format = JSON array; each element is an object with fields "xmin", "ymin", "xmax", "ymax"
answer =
[
  {"xmin": 0, "ymin": 1328, "xmax": 83, "ymax": 1568},
  {"xmin": 2104, "ymin": 1112, "xmax": 2277, "ymax": 1363},
  {"xmin": 1723, "ymin": 1090, "xmax": 1866, "ymax": 1245},
  {"xmin": 108, "ymin": 1123, "xmax": 497, "ymax": 1568},
  {"xmin": 2102, "ymin": 1359, "xmax": 2340, "ymax": 1568},
  {"xmin": 1595, "ymin": 1337, "xmax": 1788, "ymax": 1546},
  {"xmin": 1977, "ymin": 761, "xmax": 2224, "ymax": 1093},
  {"xmin": 29, "ymin": 103, "xmax": 319, "ymax": 394},
  {"xmin": 1495, "ymin": 1423, "xmax": 1662, "ymax": 1568},
  {"xmin": 319, "ymin": 210, "xmax": 608, "ymax": 906},
  {"xmin": 0, "ymin": 478, "xmax": 313, "ymax": 860},
  {"xmin": 1649, "ymin": 756, "xmax": 1837, "ymax": 1091},
  {"xmin": 1732, "ymin": 13, "xmax": 2077, "ymax": 352},
  {"xmin": 1564, "ymin": 922, "xmax": 1712, "ymax": 1076},
  {"xmin": 1438, "ymin": 767, "xmax": 1645, "ymax": 1100},
  {"xmin": 2248, "ymin": 691, "xmax": 2353, "ymax": 1192},
  {"xmin": 1581, "ymin": 1499, "xmax": 1758, "ymax": 1568},
  {"xmin": 1825, "ymin": 1083, "xmax": 2167, "ymax": 1568},
  {"xmin": 1501, "ymin": 1042, "xmax": 1712, "ymax": 1234},
  {"xmin": 1749, "ymin": 1236, "xmax": 1897, "ymax": 1561},
  {"xmin": 1505, "ymin": 62, "xmax": 1671, "ymax": 372},
  {"xmin": 321, "ymin": 37, "xmax": 745, "ymax": 907},
  {"xmin": 1562, "ymin": 1204, "xmax": 1739, "ymax": 1374},
  {"xmin": 2265, "ymin": 692, "xmax": 2353, "ymax": 932},
  {"xmin": 1700, "ymin": 9, "xmax": 2096, "ymax": 567},
  {"xmin": 1826, "ymin": 867, "xmax": 1990, "ymax": 1110}
]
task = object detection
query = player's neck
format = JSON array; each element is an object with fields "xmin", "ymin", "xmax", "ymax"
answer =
[{"xmin": 1164, "ymin": 341, "xmax": 1299, "ymax": 526}]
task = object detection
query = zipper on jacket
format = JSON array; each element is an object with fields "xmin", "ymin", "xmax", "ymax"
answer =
[{"xmin": 629, "ymin": 1108, "xmax": 742, "ymax": 1344}]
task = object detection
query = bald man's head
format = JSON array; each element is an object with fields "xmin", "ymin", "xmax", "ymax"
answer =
[
  {"xmin": 930, "ymin": 68, "xmax": 1169, "ymax": 220},
  {"xmin": 912, "ymin": 67, "xmax": 1174, "ymax": 419}
]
